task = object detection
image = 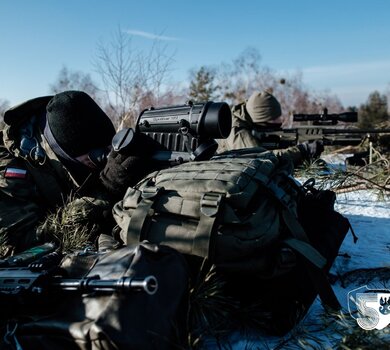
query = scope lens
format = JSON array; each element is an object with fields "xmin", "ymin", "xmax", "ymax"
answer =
[{"xmin": 201, "ymin": 102, "xmax": 232, "ymax": 139}]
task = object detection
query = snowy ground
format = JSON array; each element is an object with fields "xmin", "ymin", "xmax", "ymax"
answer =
[{"xmin": 205, "ymin": 154, "xmax": 390, "ymax": 349}]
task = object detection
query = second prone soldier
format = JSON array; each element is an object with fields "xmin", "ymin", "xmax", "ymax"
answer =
[{"xmin": 226, "ymin": 90, "xmax": 323, "ymax": 167}]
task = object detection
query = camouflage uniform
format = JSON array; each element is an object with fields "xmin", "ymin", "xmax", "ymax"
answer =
[
  {"xmin": 0, "ymin": 94, "xmax": 113, "ymax": 253},
  {"xmin": 226, "ymin": 92, "xmax": 306, "ymax": 167}
]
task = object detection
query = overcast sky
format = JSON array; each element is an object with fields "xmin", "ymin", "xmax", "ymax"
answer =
[{"xmin": 1, "ymin": 0, "xmax": 390, "ymax": 107}]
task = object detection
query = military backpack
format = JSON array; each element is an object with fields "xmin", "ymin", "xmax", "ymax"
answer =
[{"xmin": 112, "ymin": 148, "xmax": 351, "ymax": 334}]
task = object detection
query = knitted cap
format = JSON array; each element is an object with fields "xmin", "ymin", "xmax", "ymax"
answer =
[
  {"xmin": 246, "ymin": 91, "xmax": 282, "ymax": 125},
  {"xmin": 46, "ymin": 91, "xmax": 115, "ymax": 157}
]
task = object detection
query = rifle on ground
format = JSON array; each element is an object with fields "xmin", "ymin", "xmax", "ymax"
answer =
[
  {"xmin": 0, "ymin": 243, "xmax": 158, "ymax": 306},
  {"xmin": 112, "ymin": 100, "xmax": 232, "ymax": 165},
  {"xmin": 251, "ymin": 109, "xmax": 390, "ymax": 150}
]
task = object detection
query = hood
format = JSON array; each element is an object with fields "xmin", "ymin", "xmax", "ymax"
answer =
[{"xmin": 231, "ymin": 101, "xmax": 254, "ymax": 129}]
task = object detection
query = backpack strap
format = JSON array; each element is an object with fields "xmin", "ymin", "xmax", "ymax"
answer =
[
  {"xmin": 193, "ymin": 192, "xmax": 223, "ymax": 259},
  {"xmin": 282, "ymin": 209, "xmax": 341, "ymax": 310},
  {"xmin": 267, "ymin": 179, "xmax": 341, "ymax": 310},
  {"xmin": 282, "ymin": 211, "xmax": 326, "ymax": 269},
  {"xmin": 264, "ymin": 180, "xmax": 328, "ymax": 269},
  {"xmin": 126, "ymin": 186, "xmax": 163, "ymax": 245}
]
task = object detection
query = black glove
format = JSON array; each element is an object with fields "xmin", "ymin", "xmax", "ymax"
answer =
[
  {"xmin": 100, "ymin": 129, "xmax": 163, "ymax": 200},
  {"xmin": 100, "ymin": 152, "xmax": 144, "ymax": 199},
  {"xmin": 297, "ymin": 140, "xmax": 324, "ymax": 161}
]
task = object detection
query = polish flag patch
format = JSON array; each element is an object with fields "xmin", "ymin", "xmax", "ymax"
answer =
[{"xmin": 4, "ymin": 167, "xmax": 28, "ymax": 179}]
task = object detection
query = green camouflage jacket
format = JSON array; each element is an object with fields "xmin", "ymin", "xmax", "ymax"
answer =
[
  {"xmin": 0, "ymin": 108, "xmax": 111, "ymax": 253},
  {"xmin": 226, "ymin": 101, "xmax": 305, "ymax": 167}
]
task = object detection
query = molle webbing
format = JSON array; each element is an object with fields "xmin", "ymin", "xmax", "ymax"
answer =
[{"xmin": 122, "ymin": 155, "xmax": 280, "ymax": 260}]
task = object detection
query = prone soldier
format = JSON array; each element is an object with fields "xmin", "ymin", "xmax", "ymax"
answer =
[
  {"xmin": 0, "ymin": 90, "xmax": 157, "ymax": 254},
  {"xmin": 226, "ymin": 90, "xmax": 324, "ymax": 167}
]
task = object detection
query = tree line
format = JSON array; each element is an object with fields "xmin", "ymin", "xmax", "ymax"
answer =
[{"xmin": 1, "ymin": 28, "xmax": 389, "ymax": 130}]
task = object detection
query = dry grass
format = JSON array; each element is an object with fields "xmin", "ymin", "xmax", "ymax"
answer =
[
  {"xmin": 332, "ymin": 310, "xmax": 390, "ymax": 350},
  {"xmin": 188, "ymin": 261, "xmax": 239, "ymax": 348},
  {"xmin": 0, "ymin": 233, "xmax": 8, "ymax": 258},
  {"xmin": 36, "ymin": 196, "xmax": 101, "ymax": 253},
  {"xmin": 0, "ymin": 196, "xmax": 106, "ymax": 257},
  {"xmin": 295, "ymin": 148, "xmax": 390, "ymax": 199}
]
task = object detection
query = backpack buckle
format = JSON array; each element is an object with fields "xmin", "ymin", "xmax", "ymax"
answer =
[
  {"xmin": 141, "ymin": 186, "xmax": 163, "ymax": 199},
  {"xmin": 200, "ymin": 192, "xmax": 222, "ymax": 217}
]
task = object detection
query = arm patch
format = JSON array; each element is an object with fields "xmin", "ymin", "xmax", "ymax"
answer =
[{"xmin": 4, "ymin": 166, "xmax": 28, "ymax": 179}]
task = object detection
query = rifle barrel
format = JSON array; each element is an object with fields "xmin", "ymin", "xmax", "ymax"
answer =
[
  {"xmin": 52, "ymin": 275, "xmax": 158, "ymax": 295},
  {"xmin": 321, "ymin": 128, "xmax": 390, "ymax": 134}
]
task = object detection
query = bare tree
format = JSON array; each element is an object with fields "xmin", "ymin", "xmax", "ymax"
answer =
[
  {"xmin": 272, "ymin": 72, "xmax": 342, "ymax": 124},
  {"xmin": 0, "ymin": 99, "xmax": 10, "ymax": 129},
  {"xmin": 49, "ymin": 66, "xmax": 115, "ymax": 121},
  {"xmin": 386, "ymin": 83, "xmax": 390, "ymax": 114},
  {"xmin": 216, "ymin": 47, "xmax": 265, "ymax": 104},
  {"xmin": 207, "ymin": 48, "xmax": 343, "ymax": 126},
  {"xmin": 94, "ymin": 26, "xmax": 175, "ymax": 127},
  {"xmin": 50, "ymin": 66, "xmax": 101, "ymax": 99}
]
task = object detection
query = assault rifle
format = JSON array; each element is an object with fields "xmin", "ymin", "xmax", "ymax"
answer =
[
  {"xmin": 0, "ymin": 243, "xmax": 158, "ymax": 309},
  {"xmin": 112, "ymin": 100, "xmax": 232, "ymax": 165},
  {"xmin": 251, "ymin": 109, "xmax": 390, "ymax": 150}
]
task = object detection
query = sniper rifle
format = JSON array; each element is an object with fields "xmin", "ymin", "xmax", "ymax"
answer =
[{"xmin": 251, "ymin": 109, "xmax": 390, "ymax": 150}]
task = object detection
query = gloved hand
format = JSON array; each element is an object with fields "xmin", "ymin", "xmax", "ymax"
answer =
[
  {"xmin": 99, "ymin": 129, "xmax": 163, "ymax": 200},
  {"xmin": 297, "ymin": 140, "xmax": 324, "ymax": 161},
  {"xmin": 99, "ymin": 152, "xmax": 145, "ymax": 199}
]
